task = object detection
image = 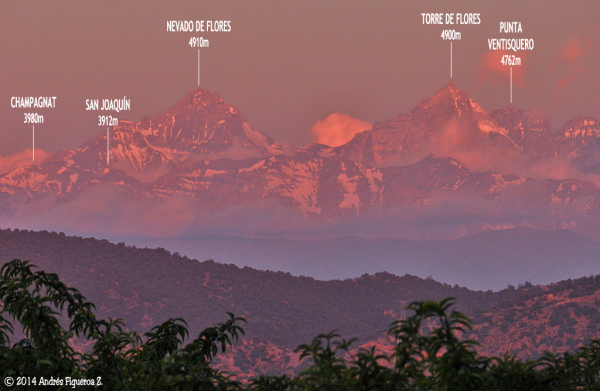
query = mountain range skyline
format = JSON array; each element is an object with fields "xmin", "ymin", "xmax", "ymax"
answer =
[
  {"xmin": 0, "ymin": 83, "xmax": 597, "ymax": 227},
  {"xmin": 0, "ymin": 81, "xmax": 599, "ymax": 289},
  {"xmin": 2, "ymin": 80, "xmax": 599, "ymax": 163},
  {"xmin": 2, "ymin": 81, "xmax": 599, "ymax": 172},
  {"xmin": 2, "ymin": 2, "xmax": 599, "ymax": 157}
]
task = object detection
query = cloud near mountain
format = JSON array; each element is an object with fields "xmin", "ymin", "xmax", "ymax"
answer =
[{"xmin": 309, "ymin": 113, "xmax": 372, "ymax": 147}]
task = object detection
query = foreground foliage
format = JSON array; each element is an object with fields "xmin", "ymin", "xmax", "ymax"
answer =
[{"xmin": 1, "ymin": 260, "xmax": 599, "ymax": 390}]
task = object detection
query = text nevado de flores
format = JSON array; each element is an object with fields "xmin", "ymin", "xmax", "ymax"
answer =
[{"xmin": 166, "ymin": 20, "xmax": 231, "ymax": 32}]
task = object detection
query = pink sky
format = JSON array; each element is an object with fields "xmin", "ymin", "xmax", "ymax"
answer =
[{"xmin": 1, "ymin": 1, "xmax": 599, "ymax": 156}]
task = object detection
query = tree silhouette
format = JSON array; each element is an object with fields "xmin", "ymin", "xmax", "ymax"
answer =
[{"xmin": 1, "ymin": 259, "xmax": 600, "ymax": 390}]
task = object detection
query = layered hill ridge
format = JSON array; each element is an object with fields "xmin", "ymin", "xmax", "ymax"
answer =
[
  {"xmin": 1, "ymin": 228, "xmax": 599, "ymax": 378},
  {"xmin": 1, "ymin": 83, "xmax": 600, "ymax": 240}
]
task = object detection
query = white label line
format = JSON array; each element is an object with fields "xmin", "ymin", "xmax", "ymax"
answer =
[
  {"xmin": 450, "ymin": 42, "xmax": 453, "ymax": 78},
  {"xmin": 510, "ymin": 66, "xmax": 513, "ymax": 104},
  {"xmin": 33, "ymin": 125, "xmax": 35, "ymax": 161},
  {"xmin": 107, "ymin": 127, "xmax": 110, "ymax": 164},
  {"xmin": 198, "ymin": 49, "xmax": 200, "ymax": 86}
]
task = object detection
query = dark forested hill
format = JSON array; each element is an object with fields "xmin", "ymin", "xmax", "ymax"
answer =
[{"xmin": 1, "ymin": 228, "xmax": 600, "ymax": 377}]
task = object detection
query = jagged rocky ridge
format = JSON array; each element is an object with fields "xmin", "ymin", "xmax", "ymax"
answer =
[{"xmin": 1, "ymin": 82, "xmax": 599, "ymax": 239}]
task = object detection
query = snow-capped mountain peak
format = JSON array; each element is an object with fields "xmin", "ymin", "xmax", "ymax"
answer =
[
  {"xmin": 338, "ymin": 82, "xmax": 517, "ymax": 166},
  {"xmin": 1, "ymin": 83, "xmax": 600, "ymax": 242}
]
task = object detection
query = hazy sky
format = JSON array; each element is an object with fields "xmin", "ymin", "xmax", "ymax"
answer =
[{"xmin": 1, "ymin": 0, "xmax": 599, "ymax": 156}]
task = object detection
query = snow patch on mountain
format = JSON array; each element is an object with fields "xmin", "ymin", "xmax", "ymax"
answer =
[
  {"xmin": 243, "ymin": 122, "xmax": 285, "ymax": 156},
  {"xmin": 337, "ymin": 173, "xmax": 361, "ymax": 211},
  {"xmin": 66, "ymin": 174, "xmax": 79, "ymax": 193},
  {"xmin": 204, "ymin": 169, "xmax": 227, "ymax": 178},
  {"xmin": 266, "ymin": 160, "xmax": 322, "ymax": 214},
  {"xmin": 477, "ymin": 120, "xmax": 507, "ymax": 135},
  {"xmin": 0, "ymin": 168, "xmax": 48, "ymax": 190},
  {"xmin": 560, "ymin": 118, "xmax": 600, "ymax": 140},
  {"xmin": 240, "ymin": 160, "xmax": 266, "ymax": 173},
  {"xmin": 489, "ymin": 174, "xmax": 526, "ymax": 194},
  {"xmin": 469, "ymin": 99, "xmax": 487, "ymax": 116},
  {"xmin": 357, "ymin": 164, "xmax": 383, "ymax": 194}
]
